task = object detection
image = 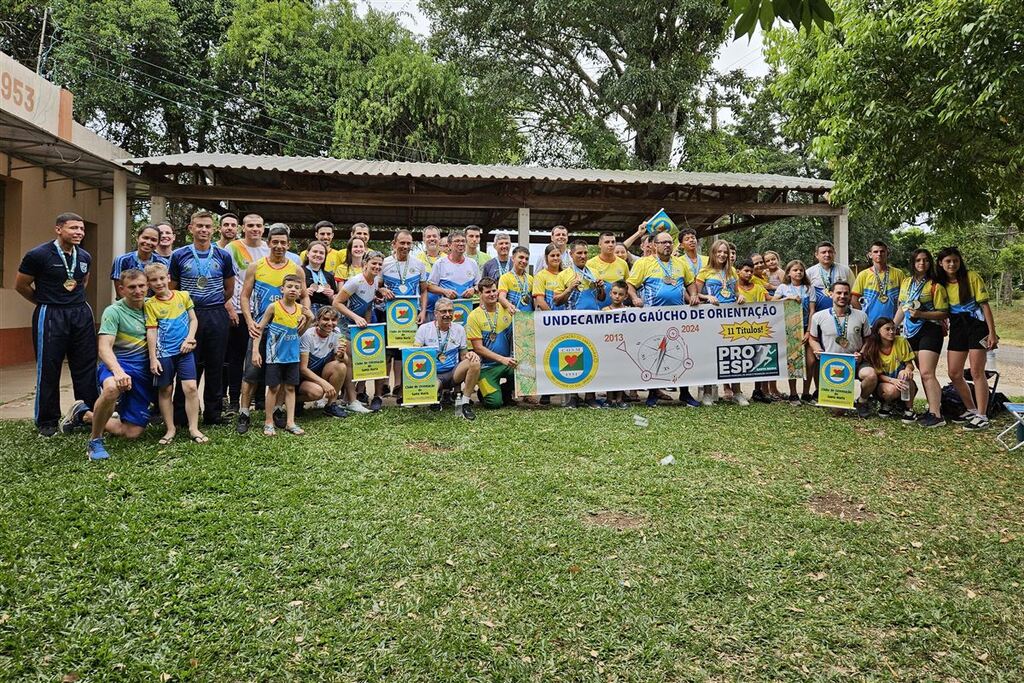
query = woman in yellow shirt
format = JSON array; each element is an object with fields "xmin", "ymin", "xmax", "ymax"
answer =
[
  {"xmin": 861, "ymin": 317, "xmax": 917, "ymax": 423},
  {"xmin": 333, "ymin": 237, "xmax": 366, "ymax": 285}
]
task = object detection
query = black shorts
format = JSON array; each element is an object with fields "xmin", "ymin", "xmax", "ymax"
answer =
[
  {"xmin": 265, "ymin": 362, "xmax": 300, "ymax": 387},
  {"xmin": 947, "ymin": 315, "xmax": 988, "ymax": 352},
  {"xmin": 243, "ymin": 336, "xmax": 269, "ymax": 384},
  {"xmin": 437, "ymin": 369, "xmax": 456, "ymax": 389},
  {"xmin": 907, "ymin": 322, "xmax": 944, "ymax": 354}
]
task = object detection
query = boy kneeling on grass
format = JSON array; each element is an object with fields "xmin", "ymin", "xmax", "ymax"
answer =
[
  {"xmin": 144, "ymin": 263, "xmax": 208, "ymax": 445},
  {"xmin": 251, "ymin": 274, "xmax": 309, "ymax": 436}
]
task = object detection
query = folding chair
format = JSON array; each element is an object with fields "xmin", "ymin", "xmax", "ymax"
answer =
[{"xmin": 995, "ymin": 404, "xmax": 1024, "ymax": 452}]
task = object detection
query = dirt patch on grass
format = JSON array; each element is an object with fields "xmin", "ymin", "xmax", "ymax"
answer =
[
  {"xmin": 583, "ymin": 510, "xmax": 647, "ymax": 531},
  {"xmin": 406, "ymin": 440, "xmax": 454, "ymax": 454},
  {"xmin": 707, "ymin": 451, "xmax": 742, "ymax": 466},
  {"xmin": 807, "ymin": 491, "xmax": 878, "ymax": 522}
]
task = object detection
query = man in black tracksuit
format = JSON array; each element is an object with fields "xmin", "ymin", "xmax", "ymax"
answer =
[{"xmin": 15, "ymin": 212, "xmax": 99, "ymax": 437}]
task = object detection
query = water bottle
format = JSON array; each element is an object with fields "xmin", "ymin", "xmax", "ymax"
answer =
[
  {"xmin": 659, "ymin": 455, "xmax": 675, "ymax": 466},
  {"xmin": 986, "ymin": 348, "xmax": 997, "ymax": 371},
  {"xmin": 633, "ymin": 415, "xmax": 649, "ymax": 428},
  {"xmin": 900, "ymin": 382, "xmax": 911, "ymax": 403}
]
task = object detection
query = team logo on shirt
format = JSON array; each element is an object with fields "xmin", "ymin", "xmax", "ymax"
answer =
[
  {"xmin": 544, "ymin": 334, "xmax": 598, "ymax": 389},
  {"xmin": 716, "ymin": 343, "xmax": 779, "ymax": 379},
  {"xmin": 404, "ymin": 348, "xmax": 435, "ymax": 381},
  {"xmin": 80, "ymin": 262, "xmax": 88, "ymax": 273}
]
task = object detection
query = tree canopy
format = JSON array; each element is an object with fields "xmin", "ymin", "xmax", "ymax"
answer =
[{"xmin": 767, "ymin": 0, "xmax": 1024, "ymax": 227}]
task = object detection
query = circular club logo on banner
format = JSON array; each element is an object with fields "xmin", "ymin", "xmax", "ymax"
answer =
[
  {"xmin": 543, "ymin": 334, "xmax": 598, "ymax": 390},
  {"xmin": 821, "ymin": 357, "xmax": 853, "ymax": 387},
  {"xmin": 389, "ymin": 301, "xmax": 416, "ymax": 325},
  {"xmin": 404, "ymin": 350, "xmax": 435, "ymax": 381},
  {"xmin": 356, "ymin": 329, "xmax": 383, "ymax": 357}
]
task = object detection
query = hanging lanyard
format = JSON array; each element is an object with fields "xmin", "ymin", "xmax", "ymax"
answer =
[
  {"xmin": 309, "ymin": 268, "xmax": 327, "ymax": 287},
  {"xmin": 686, "ymin": 254, "xmax": 702, "ymax": 277},
  {"xmin": 831, "ymin": 308, "xmax": 849, "ymax": 339},
  {"xmin": 873, "ymin": 266, "xmax": 890, "ymax": 294},
  {"xmin": 53, "ymin": 240, "xmax": 77, "ymax": 281},
  {"xmin": 497, "ymin": 259, "xmax": 512, "ymax": 277},
  {"xmin": 438, "ymin": 327, "xmax": 451, "ymax": 355},
  {"xmin": 822, "ymin": 264, "xmax": 835, "ymax": 291},
  {"xmin": 190, "ymin": 245, "xmax": 212, "ymax": 280},
  {"xmin": 905, "ymin": 277, "xmax": 926, "ymax": 304}
]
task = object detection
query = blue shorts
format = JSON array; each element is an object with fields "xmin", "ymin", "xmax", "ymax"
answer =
[
  {"xmin": 154, "ymin": 352, "xmax": 197, "ymax": 387},
  {"xmin": 97, "ymin": 362, "xmax": 154, "ymax": 427}
]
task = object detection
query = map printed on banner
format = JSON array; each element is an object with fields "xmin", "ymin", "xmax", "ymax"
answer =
[
  {"xmin": 514, "ymin": 301, "xmax": 803, "ymax": 396},
  {"xmin": 817, "ymin": 352, "xmax": 856, "ymax": 409},
  {"xmin": 402, "ymin": 347, "xmax": 439, "ymax": 406}
]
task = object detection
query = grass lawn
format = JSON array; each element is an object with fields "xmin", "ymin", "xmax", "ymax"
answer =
[
  {"xmin": 1, "ymin": 403, "xmax": 1022, "ymax": 681},
  {"xmin": 992, "ymin": 302, "xmax": 1024, "ymax": 346}
]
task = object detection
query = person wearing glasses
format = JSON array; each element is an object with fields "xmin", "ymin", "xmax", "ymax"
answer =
[
  {"xmin": 414, "ymin": 297, "xmax": 479, "ymax": 419},
  {"xmin": 426, "ymin": 230, "xmax": 480, "ymax": 319},
  {"xmin": 627, "ymin": 231, "xmax": 701, "ymax": 408}
]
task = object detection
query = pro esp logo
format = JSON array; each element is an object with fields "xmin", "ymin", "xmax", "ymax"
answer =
[
  {"xmin": 716, "ymin": 343, "xmax": 779, "ymax": 380},
  {"xmin": 543, "ymin": 334, "xmax": 598, "ymax": 390}
]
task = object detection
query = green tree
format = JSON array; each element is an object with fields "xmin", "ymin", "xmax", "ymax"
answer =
[
  {"xmin": 422, "ymin": 0, "xmax": 731, "ymax": 169},
  {"xmin": 767, "ymin": 0, "xmax": 1024, "ymax": 227},
  {"xmin": 728, "ymin": 0, "xmax": 835, "ymax": 39}
]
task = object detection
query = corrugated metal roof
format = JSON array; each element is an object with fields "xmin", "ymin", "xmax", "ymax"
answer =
[{"xmin": 123, "ymin": 153, "xmax": 833, "ymax": 192}]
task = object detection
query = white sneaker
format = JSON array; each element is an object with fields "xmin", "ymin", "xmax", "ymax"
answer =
[
  {"xmin": 733, "ymin": 392, "xmax": 750, "ymax": 407},
  {"xmin": 347, "ymin": 401, "xmax": 372, "ymax": 414},
  {"xmin": 701, "ymin": 388, "xmax": 714, "ymax": 407},
  {"xmin": 312, "ymin": 398, "xmax": 328, "ymax": 409}
]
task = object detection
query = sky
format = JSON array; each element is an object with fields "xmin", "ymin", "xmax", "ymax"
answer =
[{"xmin": 353, "ymin": 0, "xmax": 770, "ymax": 78}]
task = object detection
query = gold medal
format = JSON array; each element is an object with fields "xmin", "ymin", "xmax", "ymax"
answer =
[
  {"xmin": 63, "ymin": 278, "xmax": 77, "ymax": 291},
  {"xmin": 878, "ymin": 293, "xmax": 889, "ymax": 303},
  {"xmin": 836, "ymin": 336, "xmax": 849, "ymax": 348},
  {"xmin": 437, "ymin": 352, "xmax": 446, "ymax": 363},
  {"xmin": 663, "ymin": 277, "xmax": 676, "ymax": 285},
  {"xmin": 720, "ymin": 288, "xmax": 731, "ymax": 298}
]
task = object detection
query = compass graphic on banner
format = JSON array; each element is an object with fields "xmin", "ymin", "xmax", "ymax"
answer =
[{"xmin": 619, "ymin": 326, "xmax": 693, "ymax": 382}]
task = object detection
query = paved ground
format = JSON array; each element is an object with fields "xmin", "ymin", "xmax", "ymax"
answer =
[{"xmin": 3, "ymin": 345, "xmax": 1021, "ymax": 422}]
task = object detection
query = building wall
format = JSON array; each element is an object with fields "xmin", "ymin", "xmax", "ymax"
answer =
[{"xmin": 0, "ymin": 151, "xmax": 116, "ymax": 365}]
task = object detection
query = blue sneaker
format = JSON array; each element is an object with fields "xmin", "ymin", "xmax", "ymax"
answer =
[
  {"xmin": 87, "ymin": 438, "xmax": 110, "ymax": 461},
  {"xmin": 645, "ymin": 395, "xmax": 659, "ymax": 408}
]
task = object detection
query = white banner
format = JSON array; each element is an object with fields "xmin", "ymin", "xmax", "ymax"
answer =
[{"xmin": 514, "ymin": 302, "xmax": 801, "ymax": 395}]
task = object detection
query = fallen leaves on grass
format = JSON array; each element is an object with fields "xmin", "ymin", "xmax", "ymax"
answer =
[
  {"xmin": 394, "ymin": 578, "xmax": 408, "ymax": 589},
  {"xmin": 807, "ymin": 492, "xmax": 878, "ymax": 522},
  {"xmin": 582, "ymin": 510, "xmax": 646, "ymax": 531},
  {"xmin": 288, "ymin": 600, "xmax": 304, "ymax": 607},
  {"xmin": 61, "ymin": 674, "xmax": 79, "ymax": 683}
]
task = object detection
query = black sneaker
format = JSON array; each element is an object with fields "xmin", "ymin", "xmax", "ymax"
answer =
[
  {"xmin": 855, "ymin": 401, "xmax": 871, "ymax": 419},
  {"xmin": 789, "ymin": 393, "xmax": 801, "ymax": 407},
  {"xmin": 203, "ymin": 413, "xmax": 228, "ymax": 426},
  {"xmin": 323, "ymin": 403, "xmax": 348, "ymax": 418},
  {"xmin": 952, "ymin": 410, "xmax": 975, "ymax": 424},
  {"xmin": 964, "ymin": 415, "xmax": 990, "ymax": 430},
  {"xmin": 585, "ymin": 398, "xmax": 603, "ymax": 409},
  {"xmin": 460, "ymin": 403, "xmax": 476, "ymax": 420},
  {"xmin": 225, "ymin": 402, "xmax": 240, "ymax": 417},
  {"xmin": 429, "ymin": 402, "xmax": 442, "ymax": 412},
  {"xmin": 273, "ymin": 408, "xmax": 287, "ymax": 429},
  {"xmin": 369, "ymin": 396, "xmax": 383, "ymax": 412},
  {"xmin": 564, "ymin": 395, "xmax": 579, "ymax": 409},
  {"xmin": 38, "ymin": 424, "xmax": 58, "ymax": 438},
  {"xmin": 800, "ymin": 392, "xmax": 813, "ymax": 404},
  {"xmin": 918, "ymin": 413, "xmax": 945, "ymax": 428},
  {"xmin": 900, "ymin": 409, "xmax": 917, "ymax": 424},
  {"xmin": 60, "ymin": 400, "xmax": 88, "ymax": 434},
  {"xmin": 236, "ymin": 412, "xmax": 251, "ymax": 434},
  {"xmin": 379, "ymin": 384, "xmax": 391, "ymax": 397},
  {"xmin": 356, "ymin": 391, "xmax": 370, "ymax": 404},
  {"xmin": 751, "ymin": 389, "xmax": 771, "ymax": 404},
  {"xmin": 878, "ymin": 402, "xmax": 892, "ymax": 418}
]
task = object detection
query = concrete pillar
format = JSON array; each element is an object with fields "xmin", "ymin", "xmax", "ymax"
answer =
[
  {"xmin": 151, "ymin": 194, "xmax": 167, "ymax": 224},
  {"xmin": 833, "ymin": 206, "xmax": 849, "ymax": 267},
  {"xmin": 111, "ymin": 170, "xmax": 128, "ymax": 301},
  {"xmin": 517, "ymin": 207, "xmax": 530, "ymax": 247}
]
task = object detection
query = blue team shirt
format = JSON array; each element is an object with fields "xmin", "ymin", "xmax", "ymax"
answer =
[
  {"xmin": 169, "ymin": 245, "xmax": 234, "ymax": 308},
  {"xmin": 110, "ymin": 251, "xmax": 169, "ymax": 280}
]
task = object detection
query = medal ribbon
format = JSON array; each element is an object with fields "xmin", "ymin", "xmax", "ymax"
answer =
[
  {"xmin": 498, "ymin": 259, "xmax": 512, "ymax": 277},
  {"xmin": 872, "ymin": 266, "xmax": 890, "ymax": 297},
  {"xmin": 719, "ymin": 269, "xmax": 735, "ymax": 296},
  {"xmin": 190, "ymin": 245, "xmax": 212, "ymax": 282},
  {"xmin": 830, "ymin": 308, "xmax": 849, "ymax": 341},
  {"xmin": 484, "ymin": 308, "xmax": 499, "ymax": 342},
  {"xmin": 310, "ymin": 268, "xmax": 327, "ymax": 287},
  {"xmin": 53, "ymin": 240, "xmax": 77, "ymax": 282},
  {"xmin": 515, "ymin": 273, "xmax": 529, "ymax": 302},
  {"xmin": 823, "ymin": 265, "xmax": 834, "ymax": 291},
  {"xmin": 438, "ymin": 326, "xmax": 451, "ymax": 358},
  {"xmin": 573, "ymin": 264, "xmax": 596, "ymax": 282},
  {"xmin": 657, "ymin": 258, "xmax": 676, "ymax": 281},
  {"xmin": 685, "ymin": 254, "xmax": 702, "ymax": 279},
  {"xmin": 905, "ymin": 277, "xmax": 926, "ymax": 305}
]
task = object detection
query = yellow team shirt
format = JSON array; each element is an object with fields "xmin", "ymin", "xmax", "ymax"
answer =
[
  {"xmin": 465, "ymin": 305, "xmax": 514, "ymax": 368},
  {"xmin": 333, "ymin": 262, "xmax": 363, "ymax": 283},
  {"xmin": 736, "ymin": 281, "xmax": 769, "ymax": 303},
  {"xmin": 498, "ymin": 271, "xmax": 534, "ymax": 311},
  {"xmin": 252, "ymin": 257, "xmax": 304, "ymax": 318},
  {"xmin": 897, "ymin": 276, "xmax": 949, "ymax": 337},
  {"xmin": 586, "ymin": 255, "xmax": 630, "ymax": 284},
  {"xmin": 678, "ymin": 253, "xmax": 706, "ymax": 282},
  {"xmin": 532, "ymin": 268, "xmax": 565, "ymax": 310},
  {"xmin": 299, "ymin": 247, "xmax": 342, "ymax": 273},
  {"xmin": 416, "ymin": 251, "xmax": 444, "ymax": 275},
  {"xmin": 944, "ymin": 271, "xmax": 989, "ymax": 320},
  {"xmin": 853, "ymin": 265, "xmax": 906, "ymax": 322},
  {"xmin": 627, "ymin": 256, "xmax": 695, "ymax": 307},
  {"xmin": 877, "ymin": 336, "xmax": 916, "ymax": 377}
]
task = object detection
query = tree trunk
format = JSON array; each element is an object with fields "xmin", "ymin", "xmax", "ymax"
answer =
[{"xmin": 632, "ymin": 100, "xmax": 676, "ymax": 168}]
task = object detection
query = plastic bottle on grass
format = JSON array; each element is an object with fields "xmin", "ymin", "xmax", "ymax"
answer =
[{"xmin": 633, "ymin": 415, "xmax": 648, "ymax": 428}]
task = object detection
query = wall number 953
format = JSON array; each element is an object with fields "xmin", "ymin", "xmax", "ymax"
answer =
[{"xmin": 1, "ymin": 71, "xmax": 37, "ymax": 112}]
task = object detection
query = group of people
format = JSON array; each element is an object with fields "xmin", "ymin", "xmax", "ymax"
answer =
[{"xmin": 15, "ymin": 211, "xmax": 1000, "ymax": 461}]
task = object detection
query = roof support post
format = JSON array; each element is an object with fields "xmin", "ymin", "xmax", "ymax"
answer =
[
  {"xmin": 517, "ymin": 207, "xmax": 530, "ymax": 248},
  {"xmin": 832, "ymin": 206, "xmax": 849, "ymax": 267},
  {"xmin": 150, "ymin": 194, "xmax": 167, "ymax": 225},
  {"xmin": 111, "ymin": 169, "xmax": 128, "ymax": 301}
]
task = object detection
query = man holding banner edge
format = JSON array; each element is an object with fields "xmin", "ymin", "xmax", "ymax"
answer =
[{"xmin": 808, "ymin": 281, "xmax": 876, "ymax": 418}]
